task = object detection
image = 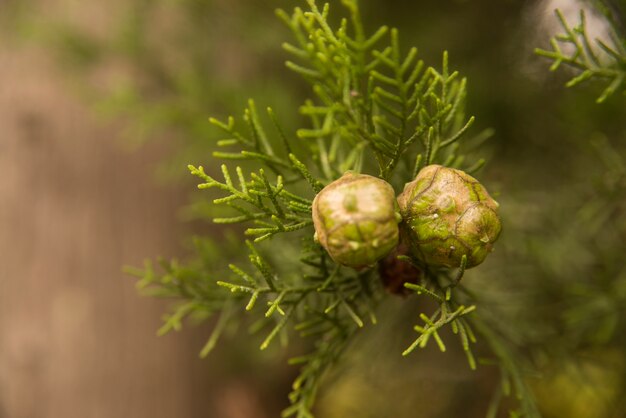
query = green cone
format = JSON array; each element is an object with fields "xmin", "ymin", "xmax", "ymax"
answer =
[
  {"xmin": 397, "ymin": 164, "xmax": 502, "ymax": 269},
  {"xmin": 312, "ymin": 172, "xmax": 401, "ymax": 269}
]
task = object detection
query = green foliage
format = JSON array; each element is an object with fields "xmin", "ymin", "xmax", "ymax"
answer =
[
  {"xmin": 125, "ymin": 236, "xmax": 240, "ymax": 357},
  {"xmin": 532, "ymin": 135, "xmax": 626, "ymax": 350},
  {"xmin": 402, "ymin": 280, "xmax": 477, "ymax": 367},
  {"xmin": 531, "ymin": 2, "xmax": 626, "ymax": 357},
  {"xmin": 563, "ymin": 136, "xmax": 626, "ymax": 346},
  {"xmin": 535, "ymin": 8, "xmax": 626, "ymax": 103},
  {"xmin": 189, "ymin": 162, "xmax": 314, "ymax": 242},
  {"xmin": 276, "ymin": 0, "xmax": 481, "ymax": 188},
  {"xmin": 128, "ymin": 1, "xmax": 542, "ymax": 417}
]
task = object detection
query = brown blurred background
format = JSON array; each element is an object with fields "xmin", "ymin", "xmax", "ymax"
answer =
[
  {"xmin": 0, "ymin": 31, "xmax": 220, "ymax": 418},
  {"xmin": 0, "ymin": 2, "xmax": 278, "ymax": 417}
]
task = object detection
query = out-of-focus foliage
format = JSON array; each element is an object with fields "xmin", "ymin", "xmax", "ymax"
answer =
[
  {"xmin": 7, "ymin": 0, "xmax": 301, "ymax": 179},
  {"xmin": 535, "ymin": 7, "xmax": 626, "ymax": 102}
]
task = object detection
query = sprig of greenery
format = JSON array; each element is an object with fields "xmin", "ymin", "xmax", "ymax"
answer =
[
  {"xmin": 400, "ymin": 257, "xmax": 478, "ymax": 370},
  {"xmin": 277, "ymin": 0, "xmax": 479, "ymax": 188},
  {"xmin": 124, "ymin": 236, "xmax": 243, "ymax": 358},
  {"xmin": 283, "ymin": 315, "xmax": 358, "ymax": 418},
  {"xmin": 127, "ymin": 1, "xmax": 536, "ymax": 416},
  {"xmin": 216, "ymin": 239, "xmax": 382, "ymax": 416},
  {"xmin": 557, "ymin": 135, "xmax": 626, "ymax": 348},
  {"xmin": 474, "ymin": 316, "xmax": 541, "ymax": 418},
  {"xmin": 535, "ymin": 9, "xmax": 626, "ymax": 103},
  {"xmin": 188, "ymin": 164, "xmax": 313, "ymax": 242}
]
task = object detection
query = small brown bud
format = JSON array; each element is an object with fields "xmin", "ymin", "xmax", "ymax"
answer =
[{"xmin": 378, "ymin": 239, "xmax": 422, "ymax": 296}]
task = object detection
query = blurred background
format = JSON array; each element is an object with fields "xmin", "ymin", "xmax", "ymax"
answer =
[{"xmin": 1, "ymin": 0, "xmax": 624, "ymax": 417}]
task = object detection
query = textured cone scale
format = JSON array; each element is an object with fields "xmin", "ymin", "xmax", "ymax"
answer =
[
  {"xmin": 312, "ymin": 172, "xmax": 401, "ymax": 269},
  {"xmin": 397, "ymin": 164, "xmax": 502, "ymax": 269}
]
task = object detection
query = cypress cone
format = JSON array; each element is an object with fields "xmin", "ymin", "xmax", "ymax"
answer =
[
  {"xmin": 312, "ymin": 172, "xmax": 401, "ymax": 269},
  {"xmin": 397, "ymin": 164, "xmax": 501, "ymax": 269}
]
